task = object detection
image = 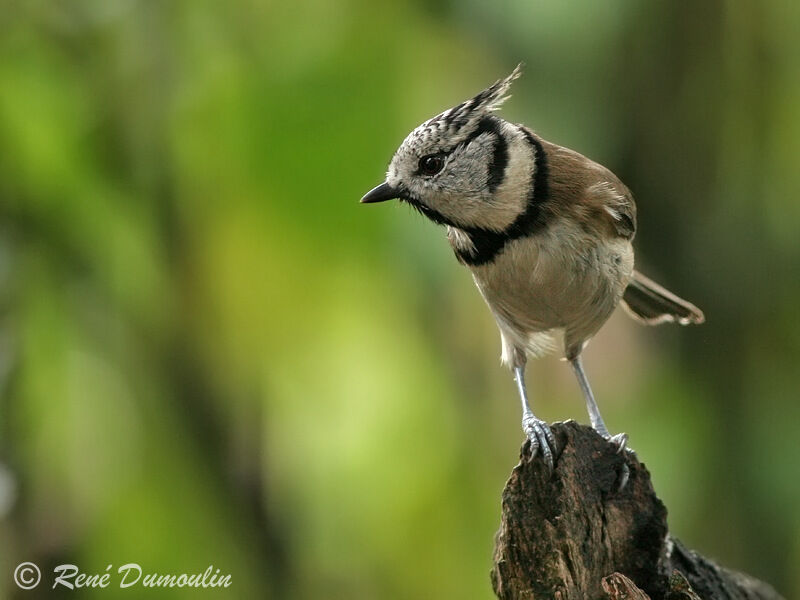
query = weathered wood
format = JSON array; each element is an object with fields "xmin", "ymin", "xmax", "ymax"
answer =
[
  {"xmin": 491, "ymin": 421, "xmax": 783, "ymax": 600},
  {"xmin": 602, "ymin": 573, "xmax": 652, "ymax": 600},
  {"xmin": 601, "ymin": 571, "xmax": 706, "ymax": 600}
]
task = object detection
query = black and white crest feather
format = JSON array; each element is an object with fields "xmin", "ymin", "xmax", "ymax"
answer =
[
  {"xmin": 411, "ymin": 64, "xmax": 523, "ymax": 150},
  {"xmin": 435, "ymin": 63, "xmax": 522, "ymax": 132},
  {"xmin": 386, "ymin": 65, "xmax": 523, "ymax": 170}
]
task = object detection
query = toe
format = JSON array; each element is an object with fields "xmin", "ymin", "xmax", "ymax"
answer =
[
  {"xmin": 536, "ymin": 423, "xmax": 554, "ymax": 472},
  {"xmin": 528, "ymin": 439, "xmax": 540, "ymax": 461},
  {"xmin": 538, "ymin": 432, "xmax": 554, "ymax": 472},
  {"xmin": 525, "ymin": 429, "xmax": 540, "ymax": 459},
  {"xmin": 542, "ymin": 422, "xmax": 557, "ymax": 453}
]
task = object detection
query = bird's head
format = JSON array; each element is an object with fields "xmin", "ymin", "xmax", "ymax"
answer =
[{"xmin": 361, "ymin": 65, "xmax": 533, "ymax": 233}]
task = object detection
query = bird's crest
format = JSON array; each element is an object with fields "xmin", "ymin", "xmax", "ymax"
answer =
[
  {"xmin": 387, "ymin": 64, "xmax": 522, "ymax": 177},
  {"xmin": 390, "ymin": 65, "xmax": 524, "ymax": 170},
  {"xmin": 435, "ymin": 64, "xmax": 522, "ymax": 133}
]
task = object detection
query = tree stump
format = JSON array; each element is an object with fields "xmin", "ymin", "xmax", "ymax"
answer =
[{"xmin": 491, "ymin": 421, "xmax": 784, "ymax": 600}]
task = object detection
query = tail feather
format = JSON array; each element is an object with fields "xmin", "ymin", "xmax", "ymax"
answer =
[{"xmin": 622, "ymin": 271, "xmax": 705, "ymax": 326}]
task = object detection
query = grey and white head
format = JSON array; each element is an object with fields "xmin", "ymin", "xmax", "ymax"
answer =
[{"xmin": 361, "ymin": 65, "xmax": 537, "ymax": 233}]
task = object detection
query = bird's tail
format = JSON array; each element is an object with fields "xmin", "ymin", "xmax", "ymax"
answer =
[{"xmin": 621, "ymin": 271, "xmax": 705, "ymax": 326}]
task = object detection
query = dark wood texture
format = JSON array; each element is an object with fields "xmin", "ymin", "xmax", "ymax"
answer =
[{"xmin": 491, "ymin": 421, "xmax": 783, "ymax": 600}]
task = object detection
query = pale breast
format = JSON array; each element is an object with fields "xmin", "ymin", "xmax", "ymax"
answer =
[{"xmin": 470, "ymin": 219, "xmax": 634, "ymax": 359}]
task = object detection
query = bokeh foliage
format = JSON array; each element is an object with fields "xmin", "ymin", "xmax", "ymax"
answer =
[{"xmin": 1, "ymin": 1, "xmax": 799, "ymax": 598}]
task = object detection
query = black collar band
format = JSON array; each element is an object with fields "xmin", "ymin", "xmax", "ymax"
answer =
[{"xmin": 453, "ymin": 128, "xmax": 551, "ymax": 266}]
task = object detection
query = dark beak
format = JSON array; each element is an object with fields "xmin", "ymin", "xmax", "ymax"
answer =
[{"xmin": 360, "ymin": 182, "xmax": 399, "ymax": 204}]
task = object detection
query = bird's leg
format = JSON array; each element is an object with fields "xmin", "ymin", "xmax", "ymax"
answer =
[
  {"xmin": 569, "ymin": 355, "xmax": 628, "ymax": 449},
  {"xmin": 514, "ymin": 365, "xmax": 556, "ymax": 472},
  {"xmin": 569, "ymin": 355, "xmax": 629, "ymax": 488}
]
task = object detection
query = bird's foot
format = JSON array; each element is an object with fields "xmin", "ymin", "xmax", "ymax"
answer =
[
  {"xmin": 522, "ymin": 414, "xmax": 556, "ymax": 473},
  {"xmin": 606, "ymin": 432, "xmax": 629, "ymax": 454}
]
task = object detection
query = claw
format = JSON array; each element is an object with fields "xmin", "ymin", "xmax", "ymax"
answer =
[{"xmin": 617, "ymin": 463, "xmax": 630, "ymax": 490}]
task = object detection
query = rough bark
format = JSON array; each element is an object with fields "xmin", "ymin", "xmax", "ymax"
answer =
[{"xmin": 491, "ymin": 421, "xmax": 783, "ymax": 600}]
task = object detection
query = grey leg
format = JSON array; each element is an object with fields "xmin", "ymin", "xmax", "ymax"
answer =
[
  {"xmin": 514, "ymin": 365, "xmax": 556, "ymax": 471},
  {"xmin": 569, "ymin": 355, "xmax": 629, "ymax": 452},
  {"xmin": 569, "ymin": 355, "xmax": 611, "ymax": 437},
  {"xmin": 570, "ymin": 355, "xmax": 630, "ymax": 488}
]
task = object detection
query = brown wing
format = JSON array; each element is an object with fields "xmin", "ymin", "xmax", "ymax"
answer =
[
  {"xmin": 585, "ymin": 180, "xmax": 636, "ymax": 240},
  {"xmin": 538, "ymin": 138, "xmax": 637, "ymax": 240}
]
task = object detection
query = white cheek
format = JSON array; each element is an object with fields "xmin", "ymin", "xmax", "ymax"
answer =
[{"xmin": 386, "ymin": 161, "xmax": 415, "ymax": 189}]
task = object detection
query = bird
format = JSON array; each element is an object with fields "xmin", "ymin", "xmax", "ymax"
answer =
[{"xmin": 360, "ymin": 65, "xmax": 704, "ymax": 475}]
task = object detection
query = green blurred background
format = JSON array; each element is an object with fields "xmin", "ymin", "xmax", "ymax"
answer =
[{"xmin": 1, "ymin": 1, "xmax": 799, "ymax": 598}]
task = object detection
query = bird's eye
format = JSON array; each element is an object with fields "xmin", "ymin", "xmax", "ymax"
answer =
[{"xmin": 419, "ymin": 154, "xmax": 445, "ymax": 176}]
